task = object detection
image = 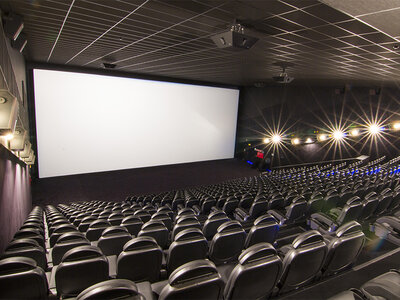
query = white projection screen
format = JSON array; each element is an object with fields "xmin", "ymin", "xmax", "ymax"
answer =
[{"xmin": 33, "ymin": 69, "xmax": 239, "ymax": 178}]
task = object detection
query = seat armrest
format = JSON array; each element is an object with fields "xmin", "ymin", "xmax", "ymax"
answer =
[
  {"xmin": 267, "ymin": 209, "xmax": 285, "ymax": 225},
  {"xmin": 309, "ymin": 212, "xmax": 337, "ymax": 233},
  {"xmin": 234, "ymin": 207, "xmax": 248, "ymax": 222}
]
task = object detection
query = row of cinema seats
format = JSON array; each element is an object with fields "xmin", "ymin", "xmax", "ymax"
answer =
[
  {"xmin": 1, "ymin": 156, "xmax": 399, "ymax": 299},
  {"xmin": 328, "ymin": 269, "xmax": 400, "ymax": 300},
  {"xmin": 0, "ymin": 202, "xmax": 368, "ymax": 299}
]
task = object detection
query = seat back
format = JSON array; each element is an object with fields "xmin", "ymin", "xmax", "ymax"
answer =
[
  {"xmin": 171, "ymin": 216, "xmax": 201, "ymax": 240},
  {"xmin": 222, "ymin": 199, "xmax": 239, "ymax": 216},
  {"xmin": 151, "ymin": 212, "xmax": 173, "ymax": 231},
  {"xmin": 55, "ymin": 245, "xmax": 109, "ymax": 298},
  {"xmin": 279, "ymin": 230, "xmax": 327, "ymax": 293},
  {"xmin": 285, "ymin": 197, "xmax": 307, "ymax": 222},
  {"xmin": 245, "ymin": 214, "xmax": 279, "ymax": 248},
  {"xmin": 3, "ymin": 238, "xmax": 47, "ymax": 270},
  {"xmin": 138, "ymin": 220, "xmax": 169, "ymax": 249},
  {"xmin": 224, "ymin": 243, "xmax": 282, "ymax": 300},
  {"xmin": 117, "ymin": 236, "xmax": 162, "ymax": 283},
  {"xmin": 375, "ymin": 194, "xmax": 393, "ymax": 215},
  {"xmin": 336, "ymin": 197, "xmax": 362, "ymax": 225},
  {"xmin": 97, "ymin": 226, "xmax": 132, "ymax": 256},
  {"xmin": 167, "ymin": 228, "xmax": 208, "ymax": 274},
  {"xmin": 209, "ymin": 220, "xmax": 246, "ymax": 265},
  {"xmin": 159, "ymin": 260, "xmax": 224, "ymax": 300},
  {"xmin": 0, "ymin": 257, "xmax": 48, "ymax": 300},
  {"xmin": 108, "ymin": 213, "xmax": 124, "ymax": 226},
  {"xmin": 324, "ymin": 194, "xmax": 340, "ymax": 212},
  {"xmin": 202, "ymin": 211, "xmax": 229, "ymax": 240},
  {"xmin": 76, "ymin": 279, "xmax": 141, "ymax": 300},
  {"xmin": 121, "ymin": 215, "xmax": 143, "ymax": 236},
  {"xmin": 248, "ymin": 200, "xmax": 268, "ymax": 219},
  {"xmin": 360, "ymin": 193, "xmax": 379, "ymax": 220},
  {"xmin": 52, "ymin": 232, "xmax": 90, "ymax": 265},
  {"xmin": 323, "ymin": 221, "xmax": 365, "ymax": 275},
  {"xmin": 85, "ymin": 220, "xmax": 111, "ymax": 242}
]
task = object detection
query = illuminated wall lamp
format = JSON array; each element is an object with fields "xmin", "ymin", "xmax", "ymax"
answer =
[
  {"xmin": 19, "ymin": 141, "xmax": 31, "ymax": 158},
  {"xmin": 291, "ymin": 138, "xmax": 300, "ymax": 145},
  {"xmin": 0, "ymin": 89, "xmax": 19, "ymax": 136},
  {"xmin": 317, "ymin": 134, "xmax": 327, "ymax": 142},
  {"xmin": 9, "ymin": 127, "xmax": 26, "ymax": 150},
  {"xmin": 393, "ymin": 122, "xmax": 400, "ymax": 131}
]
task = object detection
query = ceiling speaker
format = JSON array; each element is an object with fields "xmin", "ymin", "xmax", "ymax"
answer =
[
  {"xmin": 211, "ymin": 27, "xmax": 258, "ymax": 50},
  {"xmin": 0, "ymin": 89, "xmax": 19, "ymax": 135}
]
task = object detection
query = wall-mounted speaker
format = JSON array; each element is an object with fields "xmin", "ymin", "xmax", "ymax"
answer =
[
  {"xmin": 19, "ymin": 141, "xmax": 31, "ymax": 158},
  {"xmin": 9, "ymin": 126, "xmax": 26, "ymax": 150},
  {"xmin": 211, "ymin": 30, "xmax": 258, "ymax": 50},
  {"xmin": 4, "ymin": 14, "xmax": 24, "ymax": 41},
  {"xmin": 24, "ymin": 152, "xmax": 35, "ymax": 165},
  {"xmin": 0, "ymin": 89, "xmax": 19, "ymax": 135}
]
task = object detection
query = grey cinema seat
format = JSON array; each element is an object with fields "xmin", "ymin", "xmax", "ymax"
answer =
[
  {"xmin": 244, "ymin": 214, "xmax": 279, "ymax": 248},
  {"xmin": 166, "ymin": 228, "xmax": 208, "ymax": 274},
  {"xmin": 277, "ymin": 230, "xmax": 327, "ymax": 293},
  {"xmin": 55, "ymin": 245, "xmax": 109, "ymax": 298},
  {"xmin": 85, "ymin": 220, "xmax": 112, "ymax": 242},
  {"xmin": 158, "ymin": 259, "xmax": 224, "ymax": 300},
  {"xmin": 76, "ymin": 279, "xmax": 151, "ymax": 300},
  {"xmin": 97, "ymin": 226, "xmax": 132, "ymax": 256},
  {"xmin": 2, "ymin": 238, "xmax": 47, "ymax": 270},
  {"xmin": 121, "ymin": 215, "xmax": 143, "ymax": 236},
  {"xmin": 209, "ymin": 220, "xmax": 246, "ymax": 265},
  {"xmin": 0, "ymin": 257, "xmax": 49, "ymax": 300},
  {"xmin": 322, "ymin": 221, "xmax": 365, "ymax": 276},
  {"xmin": 52, "ymin": 232, "xmax": 91, "ymax": 265},
  {"xmin": 138, "ymin": 220, "xmax": 169, "ymax": 249},
  {"xmin": 202, "ymin": 211, "xmax": 230, "ymax": 240},
  {"xmin": 361, "ymin": 270, "xmax": 400, "ymax": 300},
  {"xmin": 223, "ymin": 243, "xmax": 282, "ymax": 300},
  {"xmin": 117, "ymin": 236, "xmax": 163, "ymax": 283}
]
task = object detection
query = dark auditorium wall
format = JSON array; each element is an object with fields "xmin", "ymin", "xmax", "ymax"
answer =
[
  {"xmin": 237, "ymin": 83, "xmax": 400, "ymax": 166},
  {"xmin": 0, "ymin": 145, "xmax": 32, "ymax": 254},
  {"xmin": 32, "ymin": 159, "xmax": 259, "ymax": 206},
  {"xmin": 0, "ymin": 16, "xmax": 32, "ymax": 254}
]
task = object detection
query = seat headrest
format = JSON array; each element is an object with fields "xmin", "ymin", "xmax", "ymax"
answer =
[
  {"xmin": 176, "ymin": 215, "xmax": 199, "ymax": 225},
  {"xmin": 76, "ymin": 279, "xmax": 139, "ymax": 300},
  {"xmin": 380, "ymin": 187, "xmax": 392, "ymax": 195},
  {"xmin": 5, "ymin": 238, "xmax": 40, "ymax": 251},
  {"xmin": 208, "ymin": 210, "xmax": 227, "ymax": 220},
  {"xmin": 152, "ymin": 211, "xmax": 169, "ymax": 218},
  {"xmin": 102, "ymin": 226, "xmax": 129, "ymax": 237},
  {"xmin": 238, "ymin": 243, "xmax": 278, "ymax": 264},
  {"xmin": 52, "ymin": 224, "xmax": 77, "ymax": 233},
  {"xmin": 89, "ymin": 219, "xmax": 111, "ymax": 228},
  {"xmin": 346, "ymin": 196, "xmax": 361, "ymax": 205},
  {"xmin": 81, "ymin": 216, "xmax": 97, "ymax": 223},
  {"xmin": 217, "ymin": 220, "xmax": 243, "ymax": 234},
  {"xmin": 61, "ymin": 245, "xmax": 104, "ymax": 262},
  {"xmin": 174, "ymin": 228, "xmax": 204, "ymax": 242},
  {"xmin": 177, "ymin": 208, "xmax": 195, "ymax": 216},
  {"xmin": 0, "ymin": 257, "xmax": 37, "ymax": 275},
  {"xmin": 121, "ymin": 215, "xmax": 143, "ymax": 224},
  {"xmin": 254, "ymin": 214, "xmax": 277, "ymax": 226},
  {"xmin": 157, "ymin": 206, "xmax": 172, "ymax": 213},
  {"xmin": 292, "ymin": 196, "xmax": 306, "ymax": 204},
  {"xmin": 14, "ymin": 228, "xmax": 42, "ymax": 237},
  {"xmin": 168, "ymin": 259, "xmax": 219, "ymax": 286},
  {"xmin": 56, "ymin": 232, "xmax": 87, "ymax": 244},
  {"xmin": 141, "ymin": 220, "xmax": 167, "ymax": 231},
  {"xmin": 134, "ymin": 210, "xmax": 151, "ymax": 217},
  {"xmin": 335, "ymin": 221, "xmax": 363, "ymax": 238},
  {"xmin": 292, "ymin": 230, "xmax": 324, "ymax": 249},
  {"xmin": 365, "ymin": 191, "xmax": 378, "ymax": 200},
  {"xmin": 108, "ymin": 212, "xmax": 124, "ymax": 219}
]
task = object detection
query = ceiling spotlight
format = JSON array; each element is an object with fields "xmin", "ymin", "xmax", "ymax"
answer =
[
  {"xmin": 305, "ymin": 137, "xmax": 313, "ymax": 144},
  {"xmin": 393, "ymin": 122, "xmax": 400, "ymax": 131},
  {"xmin": 317, "ymin": 134, "xmax": 327, "ymax": 142},
  {"xmin": 350, "ymin": 129, "xmax": 360, "ymax": 137},
  {"xmin": 332, "ymin": 130, "xmax": 345, "ymax": 141},
  {"xmin": 263, "ymin": 137, "xmax": 270, "ymax": 144},
  {"xmin": 271, "ymin": 134, "xmax": 282, "ymax": 144},
  {"xmin": 368, "ymin": 123, "xmax": 382, "ymax": 135},
  {"xmin": 291, "ymin": 138, "xmax": 300, "ymax": 145}
]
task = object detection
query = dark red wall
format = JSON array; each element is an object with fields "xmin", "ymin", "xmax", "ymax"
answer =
[{"xmin": 0, "ymin": 145, "xmax": 32, "ymax": 254}]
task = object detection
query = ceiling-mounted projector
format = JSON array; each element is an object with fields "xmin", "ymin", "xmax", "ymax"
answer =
[
  {"xmin": 211, "ymin": 23, "xmax": 258, "ymax": 50},
  {"xmin": 272, "ymin": 62, "xmax": 295, "ymax": 84}
]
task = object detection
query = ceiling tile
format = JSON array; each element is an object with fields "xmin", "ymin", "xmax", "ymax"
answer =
[{"xmin": 336, "ymin": 20, "xmax": 376, "ymax": 34}]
